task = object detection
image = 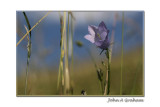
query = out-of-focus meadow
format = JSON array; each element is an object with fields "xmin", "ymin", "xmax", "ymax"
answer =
[{"xmin": 16, "ymin": 11, "xmax": 144, "ymax": 96}]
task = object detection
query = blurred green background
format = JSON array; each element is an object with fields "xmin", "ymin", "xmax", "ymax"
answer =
[{"xmin": 16, "ymin": 11, "xmax": 144, "ymax": 96}]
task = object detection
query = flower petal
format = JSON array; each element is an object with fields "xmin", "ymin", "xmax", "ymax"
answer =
[
  {"xmin": 90, "ymin": 25, "xmax": 98, "ymax": 32},
  {"xmin": 84, "ymin": 34, "xmax": 95, "ymax": 43},
  {"xmin": 99, "ymin": 31, "xmax": 108, "ymax": 41},
  {"xmin": 94, "ymin": 40, "xmax": 103, "ymax": 47},
  {"xmin": 99, "ymin": 39, "xmax": 110, "ymax": 49},
  {"xmin": 98, "ymin": 21, "xmax": 107, "ymax": 31},
  {"xmin": 84, "ymin": 21, "xmax": 111, "ymax": 50},
  {"xmin": 88, "ymin": 26, "xmax": 95, "ymax": 35}
]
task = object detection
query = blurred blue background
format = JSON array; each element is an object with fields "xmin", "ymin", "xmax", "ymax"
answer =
[{"xmin": 17, "ymin": 11, "xmax": 144, "ymax": 74}]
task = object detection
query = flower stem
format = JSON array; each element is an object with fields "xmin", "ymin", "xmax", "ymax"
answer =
[
  {"xmin": 103, "ymin": 63, "xmax": 108, "ymax": 95},
  {"xmin": 105, "ymin": 49, "xmax": 110, "ymax": 95},
  {"xmin": 120, "ymin": 12, "xmax": 124, "ymax": 95}
]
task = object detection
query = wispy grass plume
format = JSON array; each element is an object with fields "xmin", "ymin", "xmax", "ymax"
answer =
[
  {"xmin": 57, "ymin": 14, "xmax": 65, "ymax": 94},
  {"xmin": 57, "ymin": 12, "xmax": 75, "ymax": 95},
  {"xmin": 63, "ymin": 12, "xmax": 70, "ymax": 94}
]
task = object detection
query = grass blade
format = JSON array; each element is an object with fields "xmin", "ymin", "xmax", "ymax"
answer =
[
  {"xmin": 16, "ymin": 12, "xmax": 50, "ymax": 47},
  {"xmin": 23, "ymin": 12, "xmax": 31, "ymax": 38}
]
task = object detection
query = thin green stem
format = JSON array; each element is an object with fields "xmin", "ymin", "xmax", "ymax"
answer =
[
  {"xmin": 23, "ymin": 12, "xmax": 31, "ymax": 95},
  {"xmin": 67, "ymin": 12, "xmax": 70, "ymax": 61},
  {"xmin": 24, "ymin": 58, "xmax": 29, "ymax": 95},
  {"xmin": 25, "ymin": 40, "xmax": 31, "ymax": 95},
  {"xmin": 70, "ymin": 15, "xmax": 74, "ymax": 95},
  {"xmin": 105, "ymin": 49, "xmax": 110, "ymax": 95},
  {"xmin": 71, "ymin": 16, "xmax": 74, "ymax": 71},
  {"xmin": 103, "ymin": 61, "xmax": 108, "ymax": 95},
  {"xmin": 120, "ymin": 12, "xmax": 124, "ymax": 95},
  {"xmin": 57, "ymin": 15, "xmax": 64, "ymax": 94}
]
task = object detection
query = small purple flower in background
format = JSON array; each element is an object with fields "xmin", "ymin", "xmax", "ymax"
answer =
[{"xmin": 84, "ymin": 21, "xmax": 110, "ymax": 51}]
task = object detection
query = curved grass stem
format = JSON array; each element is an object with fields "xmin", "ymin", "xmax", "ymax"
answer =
[{"xmin": 23, "ymin": 12, "xmax": 32, "ymax": 95}]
